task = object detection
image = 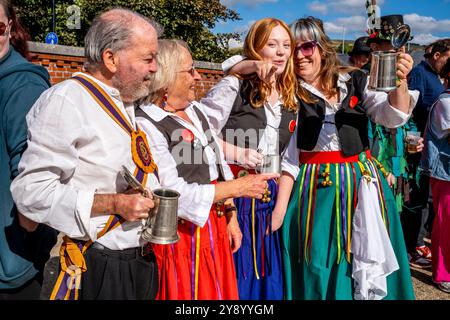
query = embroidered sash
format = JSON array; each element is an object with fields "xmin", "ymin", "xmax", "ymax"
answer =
[{"xmin": 50, "ymin": 74, "xmax": 158, "ymax": 300}]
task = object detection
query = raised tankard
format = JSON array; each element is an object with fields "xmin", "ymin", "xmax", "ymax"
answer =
[{"xmin": 368, "ymin": 24, "xmax": 411, "ymax": 92}]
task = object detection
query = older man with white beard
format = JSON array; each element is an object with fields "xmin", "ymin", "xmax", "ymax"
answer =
[{"xmin": 11, "ymin": 8, "xmax": 161, "ymax": 300}]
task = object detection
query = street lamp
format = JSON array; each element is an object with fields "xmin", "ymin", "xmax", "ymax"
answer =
[{"xmin": 52, "ymin": 0, "xmax": 55, "ymax": 33}]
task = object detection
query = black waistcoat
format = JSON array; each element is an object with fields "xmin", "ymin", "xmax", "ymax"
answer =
[
  {"xmin": 136, "ymin": 106, "xmax": 225, "ymax": 184},
  {"xmin": 297, "ymin": 70, "xmax": 369, "ymax": 156},
  {"xmin": 221, "ymin": 79, "xmax": 297, "ymax": 154}
]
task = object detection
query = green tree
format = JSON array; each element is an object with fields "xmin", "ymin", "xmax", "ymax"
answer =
[{"xmin": 15, "ymin": 0, "xmax": 241, "ymax": 62}]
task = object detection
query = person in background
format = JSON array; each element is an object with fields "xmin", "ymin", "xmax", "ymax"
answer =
[
  {"xmin": 0, "ymin": 0, "xmax": 56, "ymax": 300},
  {"xmin": 421, "ymin": 57, "xmax": 450, "ymax": 294},
  {"xmin": 348, "ymin": 36, "xmax": 371, "ymax": 71},
  {"xmin": 136, "ymin": 39, "xmax": 276, "ymax": 300},
  {"xmin": 201, "ymin": 18, "xmax": 298, "ymax": 300},
  {"xmin": 404, "ymin": 39, "xmax": 450, "ymax": 269},
  {"xmin": 366, "ymin": 16, "xmax": 426, "ymax": 269},
  {"xmin": 11, "ymin": 8, "xmax": 161, "ymax": 300}
]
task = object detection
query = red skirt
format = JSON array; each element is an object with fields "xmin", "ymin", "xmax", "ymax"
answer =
[{"xmin": 152, "ymin": 205, "xmax": 239, "ymax": 300}]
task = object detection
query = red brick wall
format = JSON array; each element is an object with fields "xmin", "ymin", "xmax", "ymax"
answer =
[
  {"xmin": 29, "ymin": 51, "xmax": 225, "ymax": 99},
  {"xmin": 30, "ymin": 53, "xmax": 85, "ymax": 84}
]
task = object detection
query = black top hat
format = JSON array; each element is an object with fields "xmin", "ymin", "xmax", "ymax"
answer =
[
  {"xmin": 366, "ymin": 14, "xmax": 412, "ymax": 45},
  {"xmin": 349, "ymin": 36, "xmax": 371, "ymax": 55}
]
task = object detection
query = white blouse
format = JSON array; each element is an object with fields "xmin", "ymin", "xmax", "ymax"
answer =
[
  {"xmin": 136, "ymin": 101, "xmax": 233, "ymax": 228},
  {"xmin": 201, "ymin": 75, "xmax": 284, "ymax": 156},
  {"xmin": 11, "ymin": 72, "xmax": 160, "ymax": 250}
]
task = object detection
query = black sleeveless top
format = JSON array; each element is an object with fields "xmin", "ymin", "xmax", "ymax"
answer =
[
  {"xmin": 136, "ymin": 105, "xmax": 225, "ymax": 184},
  {"xmin": 221, "ymin": 79, "xmax": 297, "ymax": 153},
  {"xmin": 296, "ymin": 70, "xmax": 369, "ymax": 156}
]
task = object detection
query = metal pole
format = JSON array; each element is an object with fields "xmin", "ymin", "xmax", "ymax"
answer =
[
  {"xmin": 52, "ymin": 0, "xmax": 55, "ymax": 33},
  {"xmin": 342, "ymin": 27, "xmax": 345, "ymax": 54}
]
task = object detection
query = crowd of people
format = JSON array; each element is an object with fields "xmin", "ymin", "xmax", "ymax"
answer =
[{"xmin": 1, "ymin": 0, "xmax": 449, "ymax": 300}]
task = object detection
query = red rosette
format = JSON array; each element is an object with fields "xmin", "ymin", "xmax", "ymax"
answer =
[
  {"xmin": 289, "ymin": 120, "xmax": 296, "ymax": 133},
  {"xmin": 349, "ymin": 96, "xmax": 359, "ymax": 109},
  {"xmin": 369, "ymin": 32, "xmax": 378, "ymax": 39},
  {"xmin": 182, "ymin": 129, "xmax": 194, "ymax": 142}
]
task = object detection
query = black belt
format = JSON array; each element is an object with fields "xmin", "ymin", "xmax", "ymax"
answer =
[{"xmin": 91, "ymin": 242, "xmax": 153, "ymax": 259}]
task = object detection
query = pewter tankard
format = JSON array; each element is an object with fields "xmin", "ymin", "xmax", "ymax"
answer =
[
  {"xmin": 368, "ymin": 51, "xmax": 398, "ymax": 92},
  {"xmin": 368, "ymin": 24, "xmax": 411, "ymax": 92},
  {"xmin": 141, "ymin": 188, "xmax": 180, "ymax": 245},
  {"xmin": 257, "ymin": 154, "xmax": 281, "ymax": 174}
]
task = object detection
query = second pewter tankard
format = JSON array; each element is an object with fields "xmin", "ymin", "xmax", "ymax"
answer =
[
  {"xmin": 141, "ymin": 188, "xmax": 180, "ymax": 245},
  {"xmin": 120, "ymin": 166, "xmax": 180, "ymax": 245}
]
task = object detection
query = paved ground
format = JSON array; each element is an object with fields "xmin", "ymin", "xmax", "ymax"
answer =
[
  {"xmin": 411, "ymin": 266, "xmax": 449, "ymax": 300},
  {"xmin": 41, "ymin": 233, "xmax": 450, "ymax": 300}
]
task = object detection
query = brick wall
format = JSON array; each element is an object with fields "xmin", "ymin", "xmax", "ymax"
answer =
[{"xmin": 28, "ymin": 42, "xmax": 224, "ymax": 99}]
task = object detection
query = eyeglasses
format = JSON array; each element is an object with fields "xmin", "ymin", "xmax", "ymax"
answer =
[
  {"xmin": 177, "ymin": 66, "xmax": 196, "ymax": 76},
  {"xmin": 0, "ymin": 21, "xmax": 8, "ymax": 36},
  {"xmin": 295, "ymin": 40, "xmax": 318, "ymax": 57}
]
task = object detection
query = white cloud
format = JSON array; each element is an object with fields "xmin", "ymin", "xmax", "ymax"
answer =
[
  {"xmin": 308, "ymin": 1, "xmax": 328, "ymax": 15},
  {"xmin": 324, "ymin": 15, "xmax": 368, "ymax": 34},
  {"xmin": 233, "ymin": 20, "xmax": 256, "ymax": 35},
  {"xmin": 221, "ymin": 0, "xmax": 278, "ymax": 7},
  {"xmin": 228, "ymin": 38, "xmax": 243, "ymax": 49},
  {"xmin": 307, "ymin": 0, "xmax": 385, "ymax": 15},
  {"xmin": 412, "ymin": 33, "xmax": 440, "ymax": 45},
  {"xmin": 404, "ymin": 13, "xmax": 450, "ymax": 35}
]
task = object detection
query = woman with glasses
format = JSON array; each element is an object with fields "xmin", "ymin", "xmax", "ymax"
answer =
[
  {"xmin": 223, "ymin": 16, "xmax": 417, "ymax": 300},
  {"xmin": 136, "ymin": 39, "xmax": 276, "ymax": 300},
  {"xmin": 201, "ymin": 18, "xmax": 298, "ymax": 300},
  {"xmin": 0, "ymin": 0, "xmax": 57, "ymax": 299}
]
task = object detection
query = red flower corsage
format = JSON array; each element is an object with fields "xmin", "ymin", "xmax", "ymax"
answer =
[
  {"xmin": 349, "ymin": 96, "xmax": 359, "ymax": 109},
  {"xmin": 289, "ymin": 120, "xmax": 296, "ymax": 133},
  {"xmin": 369, "ymin": 32, "xmax": 378, "ymax": 39},
  {"xmin": 181, "ymin": 129, "xmax": 194, "ymax": 142}
]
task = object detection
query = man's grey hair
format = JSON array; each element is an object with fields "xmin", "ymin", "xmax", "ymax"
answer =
[{"xmin": 84, "ymin": 7, "xmax": 163, "ymax": 71}]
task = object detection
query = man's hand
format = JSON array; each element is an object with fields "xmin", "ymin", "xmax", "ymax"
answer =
[
  {"xmin": 416, "ymin": 137, "xmax": 425, "ymax": 153},
  {"xmin": 113, "ymin": 193, "xmax": 155, "ymax": 222}
]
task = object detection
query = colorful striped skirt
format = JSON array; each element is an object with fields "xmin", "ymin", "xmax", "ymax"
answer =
[
  {"xmin": 152, "ymin": 203, "xmax": 239, "ymax": 300},
  {"xmin": 230, "ymin": 165, "xmax": 284, "ymax": 300},
  {"xmin": 282, "ymin": 151, "xmax": 415, "ymax": 300}
]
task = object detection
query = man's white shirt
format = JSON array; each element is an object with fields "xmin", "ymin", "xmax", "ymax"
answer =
[{"xmin": 11, "ymin": 72, "xmax": 159, "ymax": 250}]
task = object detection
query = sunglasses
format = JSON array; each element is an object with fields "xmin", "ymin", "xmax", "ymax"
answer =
[
  {"xmin": 0, "ymin": 21, "xmax": 8, "ymax": 36},
  {"xmin": 295, "ymin": 40, "xmax": 318, "ymax": 57},
  {"xmin": 178, "ymin": 66, "xmax": 196, "ymax": 77}
]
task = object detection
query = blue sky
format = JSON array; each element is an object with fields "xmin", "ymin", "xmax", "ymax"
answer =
[{"xmin": 215, "ymin": 0, "xmax": 450, "ymax": 46}]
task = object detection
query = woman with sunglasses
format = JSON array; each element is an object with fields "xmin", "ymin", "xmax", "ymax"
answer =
[
  {"xmin": 201, "ymin": 18, "xmax": 298, "ymax": 300},
  {"xmin": 223, "ymin": 16, "xmax": 417, "ymax": 300},
  {"xmin": 136, "ymin": 39, "xmax": 277, "ymax": 300},
  {"xmin": 0, "ymin": 0, "xmax": 57, "ymax": 299}
]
